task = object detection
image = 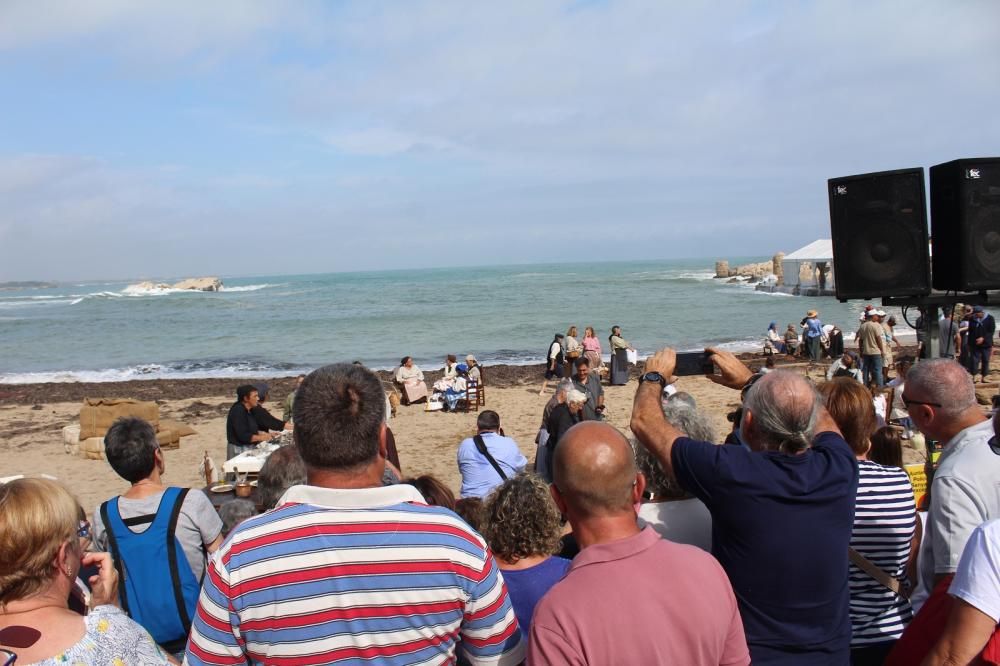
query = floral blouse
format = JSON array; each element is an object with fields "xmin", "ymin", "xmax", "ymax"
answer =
[{"xmin": 31, "ymin": 605, "xmax": 170, "ymax": 665}]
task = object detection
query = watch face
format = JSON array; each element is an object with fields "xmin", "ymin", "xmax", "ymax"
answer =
[{"xmin": 643, "ymin": 372, "xmax": 663, "ymax": 383}]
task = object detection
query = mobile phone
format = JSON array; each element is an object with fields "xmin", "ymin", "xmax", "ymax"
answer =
[{"xmin": 674, "ymin": 351, "xmax": 714, "ymax": 376}]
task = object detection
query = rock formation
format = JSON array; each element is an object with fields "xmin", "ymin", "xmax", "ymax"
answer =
[
  {"xmin": 173, "ymin": 277, "xmax": 222, "ymax": 292},
  {"xmin": 715, "ymin": 261, "xmax": 730, "ymax": 278}
]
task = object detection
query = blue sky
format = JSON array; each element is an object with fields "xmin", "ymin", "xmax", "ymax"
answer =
[{"xmin": 1, "ymin": 1, "xmax": 998, "ymax": 281}]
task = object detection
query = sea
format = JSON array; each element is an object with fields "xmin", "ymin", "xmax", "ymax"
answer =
[{"xmin": 0, "ymin": 258, "xmax": 915, "ymax": 383}]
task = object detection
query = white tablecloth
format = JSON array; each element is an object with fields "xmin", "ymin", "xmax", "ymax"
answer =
[{"xmin": 222, "ymin": 443, "xmax": 280, "ymax": 474}]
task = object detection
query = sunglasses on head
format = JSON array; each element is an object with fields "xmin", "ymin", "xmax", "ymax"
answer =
[{"xmin": 77, "ymin": 519, "xmax": 91, "ymax": 540}]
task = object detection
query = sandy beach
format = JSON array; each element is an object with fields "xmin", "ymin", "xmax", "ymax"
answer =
[{"xmin": 0, "ymin": 349, "xmax": 951, "ymax": 513}]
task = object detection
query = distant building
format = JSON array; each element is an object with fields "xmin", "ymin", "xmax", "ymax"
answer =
[{"xmin": 765, "ymin": 240, "xmax": 836, "ymax": 296}]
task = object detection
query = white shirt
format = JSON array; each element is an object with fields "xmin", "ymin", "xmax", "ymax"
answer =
[
  {"xmin": 919, "ymin": 418, "xmax": 999, "ymax": 594},
  {"xmin": 637, "ymin": 498, "xmax": 713, "ymax": 552},
  {"xmin": 950, "ymin": 518, "xmax": 1000, "ymax": 622}
]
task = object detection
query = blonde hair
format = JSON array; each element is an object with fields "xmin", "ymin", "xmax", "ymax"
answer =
[
  {"xmin": 585, "ymin": 326, "xmax": 595, "ymax": 337},
  {"xmin": 567, "ymin": 326, "xmax": 578, "ymax": 338},
  {"xmin": 0, "ymin": 478, "xmax": 80, "ymax": 605}
]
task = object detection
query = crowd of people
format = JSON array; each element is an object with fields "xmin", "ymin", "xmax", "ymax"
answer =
[{"xmin": 2, "ymin": 311, "xmax": 1000, "ymax": 665}]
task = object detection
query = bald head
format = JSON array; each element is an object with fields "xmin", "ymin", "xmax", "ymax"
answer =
[
  {"xmin": 742, "ymin": 370, "xmax": 820, "ymax": 453},
  {"xmin": 553, "ymin": 422, "xmax": 637, "ymax": 517}
]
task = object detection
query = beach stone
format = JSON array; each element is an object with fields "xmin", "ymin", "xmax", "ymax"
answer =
[
  {"xmin": 173, "ymin": 277, "xmax": 222, "ymax": 292},
  {"xmin": 715, "ymin": 261, "xmax": 730, "ymax": 278}
]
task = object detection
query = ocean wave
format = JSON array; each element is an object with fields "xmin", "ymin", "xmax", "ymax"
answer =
[
  {"xmin": 0, "ymin": 358, "xmax": 307, "ymax": 384},
  {"xmin": 220, "ymin": 284, "xmax": 275, "ymax": 292},
  {"xmin": 0, "ymin": 298, "xmax": 78, "ymax": 309}
]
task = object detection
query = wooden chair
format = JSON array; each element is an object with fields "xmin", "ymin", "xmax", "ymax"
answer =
[
  {"xmin": 462, "ymin": 381, "xmax": 481, "ymax": 412},
  {"xmin": 476, "ymin": 367, "xmax": 486, "ymax": 407}
]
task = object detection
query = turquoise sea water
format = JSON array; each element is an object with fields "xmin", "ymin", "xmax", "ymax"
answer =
[{"xmin": 0, "ymin": 259, "xmax": 913, "ymax": 383}]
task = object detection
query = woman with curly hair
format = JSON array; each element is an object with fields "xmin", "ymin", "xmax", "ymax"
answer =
[{"xmin": 480, "ymin": 473, "xmax": 570, "ymax": 637}]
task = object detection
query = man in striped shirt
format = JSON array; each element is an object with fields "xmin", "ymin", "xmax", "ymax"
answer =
[{"xmin": 185, "ymin": 363, "xmax": 524, "ymax": 665}]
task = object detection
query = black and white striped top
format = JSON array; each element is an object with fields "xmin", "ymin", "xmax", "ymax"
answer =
[{"xmin": 849, "ymin": 460, "xmax": 917, "ymax": 645}]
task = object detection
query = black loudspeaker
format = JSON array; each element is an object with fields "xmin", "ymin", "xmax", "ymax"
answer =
[
  {"xmin": 828, "ymin": 168, "xmax": 930, "ymax": 301},
  {"xmin": 930, "ymin": 158, "xmax": 1000, "ymax": 292}
]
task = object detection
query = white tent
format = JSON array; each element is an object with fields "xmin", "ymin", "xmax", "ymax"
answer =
[{"xmin": 781, "ymin": 239, "xmax": 835, "ymax": 290}]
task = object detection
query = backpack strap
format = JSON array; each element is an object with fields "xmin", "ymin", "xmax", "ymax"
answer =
[
  {"xmin": 848, "ymin": 547, "xmax": 908, "ymax": 597},
  {"xmin": 473, "ymin": 434, "xmax": 508, "ymax": 482},
  {"xmin": 165, "ymin": 487, "xmax": 192, "ymax": 635},
  {"xmin": 99, "ymin": 499, "xmax": 132, "ymax": 617}
]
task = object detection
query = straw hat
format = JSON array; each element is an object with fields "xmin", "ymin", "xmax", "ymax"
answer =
[{"xmin": 807, "ymin": 310, "xmax": 818, "ymax": 318}]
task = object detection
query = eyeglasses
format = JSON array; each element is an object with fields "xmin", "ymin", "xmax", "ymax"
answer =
[
  {"xmin": 0, "ymin": 648, "xmax": 15, "ymax": 666},
  {"xmin": 77, "ymin": 519, "xmax": 91, "ymax": 539},
  {"xmin": 901, "ymin": 394, "xmax": 943, "ymax": 409}
]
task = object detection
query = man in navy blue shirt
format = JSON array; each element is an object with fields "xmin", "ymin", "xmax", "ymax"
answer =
[{"xmin": 631, "ymin": 347, "xmax": 858, "ymax": 665}]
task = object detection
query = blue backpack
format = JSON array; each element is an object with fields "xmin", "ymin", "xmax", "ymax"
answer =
[{"xmin": 100, "ymin": 487, "xmax": 201, "ymax": 652}]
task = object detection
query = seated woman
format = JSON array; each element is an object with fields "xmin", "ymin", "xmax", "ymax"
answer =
[
  {"xmin": 634, "ymin": 394, "xmax": 714, "ymax": 551},
  {"xmin": 480, "ymin": 473, "xmax": 571, "ymax": 638},
  {"xmin": 465, "ymin": 354, "xmax": 482, "ymax": 384},
  {"xmin": 433, "ymin": 355, "xmax": 460, "ymax": 392},
  {"xmin": 764, "ymin": 321, "xmax": 786, "ymax": 355},
  {"xmin": 783, "ymin": 324, "xmax": 800, "ymax": 356},
  {"xmin": 439, "ymin": 364, "xmax": 469, "ymax": 411},
  {"xmin": 394, "ymin": 356, "xmax": 428, "ymax": 405},
  {"xmin": 0, "ymin": 478, "xmax": 172, "ymax": 664}
]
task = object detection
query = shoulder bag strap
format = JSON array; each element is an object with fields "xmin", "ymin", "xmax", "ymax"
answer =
[
  {"xmin": 473, "ymin": 434, "xmax": 508, "ymax": 482},
  {"xmin": 848, "ymin": 546, "xmax": 905, "ymax": 597},
  {"xmin": 100, "ymin": 499, "xmax": 131, "ymax": 616},
  {"xmin": 165, "ymin": 488, "xmax": 193, "ymax": 634}
]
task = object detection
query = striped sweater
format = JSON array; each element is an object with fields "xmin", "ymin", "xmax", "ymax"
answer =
[
  {"xmin": 849, "ymin": 461, "xmax": 916, "ymax": 645},
  {"xmin": 185, "ymin": 484, "xmax": 523, "ymax": 665}
]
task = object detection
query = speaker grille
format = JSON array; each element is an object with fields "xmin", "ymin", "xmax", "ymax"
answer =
[
  {"xmin": 931, "ymin": 158, "xmax": 1000, "ymax": 291},
  {"xmin": 829, "ymin": 168, "xmax": 930, "ymax": 300}
]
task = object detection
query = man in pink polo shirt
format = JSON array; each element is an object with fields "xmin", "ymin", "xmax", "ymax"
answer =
[{"xmin": 528, "ymin": 422, "xmax": 750, "ymax": 665}]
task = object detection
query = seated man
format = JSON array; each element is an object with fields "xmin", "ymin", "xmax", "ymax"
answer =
[
  {"xmin": 529, "ymin": 422, "xmax": 749, "ymax": 665},
  {"xmin": 226, "ymin": 384, "xmax": 273, "ymax": 460},
  {"xmin": 94, "ymin": 417, "xmax": 223, "ymax": 659},
  {"xmin": 394, "ymin": 356, "xmax": 429, "ymax": 404},
  {"xmin": 458, "ymin": 410, "xmax": 527, "ymax": 498},
  {"xmin": 186, "ymin": 363, "xmax": 523, "ymax": 664}
]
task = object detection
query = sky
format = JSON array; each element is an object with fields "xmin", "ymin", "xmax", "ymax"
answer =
[{"xmin": 1, "ymin": 1, "xmax": 999, "ymax": 281}]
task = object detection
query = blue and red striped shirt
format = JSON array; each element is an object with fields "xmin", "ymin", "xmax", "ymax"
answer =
[{"xmin": 185, "ymin": 484, "xmax": 523, "ymax": 665}]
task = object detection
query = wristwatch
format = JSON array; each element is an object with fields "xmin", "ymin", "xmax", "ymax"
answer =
[{"xmin": 640, "ymin": 371, "xmax": 667, "ymax": 388}]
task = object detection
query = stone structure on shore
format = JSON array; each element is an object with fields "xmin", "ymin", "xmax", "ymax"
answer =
[{"xmin": 714, "ymin": 254, "xmax": 785, "ymax": 284}]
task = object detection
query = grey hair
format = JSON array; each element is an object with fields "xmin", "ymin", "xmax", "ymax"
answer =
[
  {"xmin": 257, "ymin": 444, "xmax": 308, "ymax": 510},
  {"xmin": 218, "ymin": 499, "xmax": 257, "ymax": 536},
  {"xmin": 905, "ymin": 358, "xmax": 977, "ymax": 419},
  {"xmin": 743, "ymin": 370, "xmax": 820, "ymax": 453},
  {"xmin": 566, "ymin": 388, "xmax": 588, "ymax": 405},
  {"xmin": 664, "ymin": 391, "xmax": 697, "ymax": 411},
  {"xmin": 555, "ymin": 379, "xmax": 574, "ymax": 397},
  {"xmin": 634, "ymin": 400, "xmax": 716, "ymax": 499}
]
